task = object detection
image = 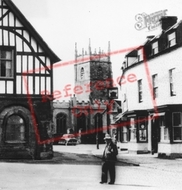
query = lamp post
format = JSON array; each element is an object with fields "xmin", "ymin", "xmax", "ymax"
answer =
[{"xmin": 96, "ymin": 114, "xmax": 99, "ymax": 149}]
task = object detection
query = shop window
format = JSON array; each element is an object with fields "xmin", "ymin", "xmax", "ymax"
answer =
[
  {"xmin": 138, "ymin": 117, "xmax": 147, "ymax": 142},
  {"xmin": 0, "ymin": 47, "xmax": 14, "ymax": 78},
  {"xmin": 173, "ymin": 112, "xmax": 182, "ymax": 141},
  {"xmin": 152, "ymin": 74, "xmax": 158, "ymax": 99},
  {"xmin": 138, "ymin": 79, "xmax": 143, "ymax": 102},
  {"xmin": 122, "ymin": 126, "xmax": 128, "ymax": 142},
  {"xmin": 160, "ymin": 116, "xmax": 169, "ymax": 142},
  {"xmin": 130, "ymin": 118, "xmax": 136, "ymax": 142},
  {"xmin": 169, "ymin": 68, "xmax": 176, "ymax": 96},
  {"xmin": 5, "ymin": 115, "xmax": 26, "ymax": 143}
]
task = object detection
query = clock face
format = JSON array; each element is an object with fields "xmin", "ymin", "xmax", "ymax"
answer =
[{"xmin": 141, "ymin": 124, "xmax": 145, "ymax": 129}]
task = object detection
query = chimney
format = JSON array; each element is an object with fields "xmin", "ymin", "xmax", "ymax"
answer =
[{"xmin": 160, "ymin": 16, "xmax": 178, "ymax": 31}]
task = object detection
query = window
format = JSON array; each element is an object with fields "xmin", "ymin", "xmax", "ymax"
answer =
[
  {"xmin": 168, "ymin": 32, "xmax": 176, "ymax": 47},
  {"xmin": 130, "ymin": 118, "xmax": 136, "ymax": 142},
  {"xmin": 97, "ymin": 66, "xmax": 103, "ymax": 78},
  {"xmin": 122, "ymin": 126, "xmax": 128, "ymax": 142},
  {"xmin": 0, "ymin": 48, "xmax": 14, "ymax": 78},
  {"xmin": 138, "ymin": 49, "xmax": 143, "ymax": 61},
  {"xmin": 152, "ymin": 74, "xmax": 158, "ymax": 99},
  {"xmin": 80, "ymin": 67, "xmax": 84, "ymax": 80},
  {"xmin": 169, "ymin": 68, "xmax": 176, "ymax": 96},
  {"xmin": 173, "ymin": 112, "xmax": 182, "ymax": 141},
  {"xmin": 5, "ymin": 115, "xmax": 26, "ymax": 143},
  {"xmin": 159, "ymin": 116, "xmax": 169, "ymax": 142},
  {"xmin": 152, "ymin": 41, "xmax": 158, "ymax": 55},
  {"xmin": 138, "ymin": 117, "xmax": 147, "ymax": 142},
  {"xmin": 138, "ymin": 80, "xmax": 143, "ymax": 102}
]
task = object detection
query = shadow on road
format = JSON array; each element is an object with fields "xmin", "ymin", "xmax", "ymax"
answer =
[{"xmin": 0, "ymin": 151, "xmax": 132, "ymax": 166}]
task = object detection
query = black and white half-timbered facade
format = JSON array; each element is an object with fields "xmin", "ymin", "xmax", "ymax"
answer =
[{"xmin": 0, "ymin": 0, "xmax": 60, "ymax": 159}]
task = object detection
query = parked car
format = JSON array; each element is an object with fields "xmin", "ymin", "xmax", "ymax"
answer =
[{"xmin": 58, "ymin": 134, "xmax": 77, "ymax": 145}]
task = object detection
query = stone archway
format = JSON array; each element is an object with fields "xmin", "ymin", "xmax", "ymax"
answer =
[
  {"xmin": 56, "ymin": 113, "xmax": 67, "ymax": 136},
  {"xmin": 0, "ymin": 106, "xmax": 38, "ymax": 159},
  {"xmin": 77, "ymin": 113, "xmax": 87, "ymax": 143}
]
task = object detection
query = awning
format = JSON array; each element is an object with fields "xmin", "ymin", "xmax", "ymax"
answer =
[
  {"xmin": 151, "ymin": 112, "xmax": 165, "ymax": 118},
  {"xmin": 114, "ymin": 112, "xmax": 127, "ymax": 123}
]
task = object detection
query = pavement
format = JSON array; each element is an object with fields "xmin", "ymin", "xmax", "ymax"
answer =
[{"xmin": 90, "ymin": 143, "xmax": 182, "ymax": 173}]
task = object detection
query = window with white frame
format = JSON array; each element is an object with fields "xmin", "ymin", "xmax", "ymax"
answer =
[
  {"xmin": 138, "ymin": 116, "xmax": 147, "ymax": 142},
  {"xmin": 152, "ymin": 74, "xmax": 158, "ymax": 99},
  {"xmin": 138, "ymin": 49, "xmax": 143, "ymax": 61},
  {"xmin": 159, "ymin": 116, "xmax": 169, "ymax": 142},
  {"xmin": 152, "ymin": 41, "xmax": 158, "ymax": 55},
  {"xmin": 173, "ymin": 112, "xmax": 182, "ymax": 141},
  {"xmin": 169, "ymin": 68, "xmax": 176, "ymax": 96},
  {"xmin": 122, "ymin": 126, "xmax": 128, "ymax": 142},
  {"xmin": 130, "ymin": 118, "xmax": 136, "ymax": 142},
  {"xmin": 168, "ymin": 32, "xmax": 176, "ymax": 47},
  {"xmin": 138, "ymin": 79, "xmax": 143, "ymax": 102},
  {"xmin": 0, "ymin": 48, "xmax": 14, "ymax": 78}
]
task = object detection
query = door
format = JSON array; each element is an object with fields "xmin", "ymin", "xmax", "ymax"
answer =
[{"xmin": 151, "ymin": 117, "xmax": 160, "ymax": 154}]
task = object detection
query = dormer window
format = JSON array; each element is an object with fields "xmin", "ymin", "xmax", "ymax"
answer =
[
  {"xmin": 168, "ymin": 32, "xmax": 176, "ymax": 47},
  {"xmin": 138, "ymin": 49, "xmax": 143, "ymax": 62},
  {"xmin": 0, "ymin": 47, "xmax": 14, "ymax": 78},
  {"xmin": 152, "ymin": 41, "xmax": 158, "ymax": 55}
]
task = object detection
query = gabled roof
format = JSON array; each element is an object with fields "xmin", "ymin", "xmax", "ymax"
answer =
[{"xmin": 4, "ymin": 0, "xmax": 61, "ymax": 63}]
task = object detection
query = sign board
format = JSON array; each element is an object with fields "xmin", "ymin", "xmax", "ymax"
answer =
[{"xmin": 107, "ymin": 87, "xmax": 118, "ymax": 99}]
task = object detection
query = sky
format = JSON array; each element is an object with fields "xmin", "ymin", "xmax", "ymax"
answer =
[{"xmin": 12, "ymin": 0, "xmax": 182, "ymax": 101}]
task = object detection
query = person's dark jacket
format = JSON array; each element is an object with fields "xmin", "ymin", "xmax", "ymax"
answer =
[{"xmin": 102, "ymin": 141, "xmax": 118, "ymax": 162}]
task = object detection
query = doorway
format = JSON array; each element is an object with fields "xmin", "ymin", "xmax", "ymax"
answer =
[{"xmin": 151, "ymin": 117, "xmax": 160, "ymax": 154}]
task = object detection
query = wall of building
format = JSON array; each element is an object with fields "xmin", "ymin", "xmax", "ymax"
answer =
[{"xmin": 122, "ymin": 46, "xmax": 182, "ymax": 112}]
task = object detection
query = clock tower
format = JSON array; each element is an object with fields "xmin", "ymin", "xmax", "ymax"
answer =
[{"xmin": 74, "ymin": 41, "xmax": 113, "ymax": 102}]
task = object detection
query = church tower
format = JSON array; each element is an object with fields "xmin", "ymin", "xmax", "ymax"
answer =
[{"xmin": 74, "ymin": 40, "xmax": 113, "ymax": 102}]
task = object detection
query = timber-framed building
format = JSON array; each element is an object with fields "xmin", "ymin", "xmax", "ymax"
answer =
[{"xmin": 0, "ymin": 0, "xmax": 60, "ymax": 159}]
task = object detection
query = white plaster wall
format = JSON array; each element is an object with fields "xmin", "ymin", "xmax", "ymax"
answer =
[
  {"xmin": 159, "ymin": 143, "xmax": 182, "ymax": 154},
  {"xmin": 128, "ymin": 142, "xmax": 148, "ymax": 152},
  {"xmin": 121, "ymin": 47, "xmax": 182, "ymax": 111}
]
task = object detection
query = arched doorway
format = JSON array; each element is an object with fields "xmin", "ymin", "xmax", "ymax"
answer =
[
  {"xmin": 5, "ymin": 115, "xmax": 26, "ymax": 143},
  {"xmin": 77, "ymin": 113, "xmax": 87, "ymax": 143},
  {"xmin": 0, "ymin": 106, "xmax": 41, "ymax": 159},
  {"xmin": 56, "ymin": 113, "xmax": 67, "ymax": 136},
  {"xmin": 94, "ymin": 113, "xmax": 104, "ymax": 144}
]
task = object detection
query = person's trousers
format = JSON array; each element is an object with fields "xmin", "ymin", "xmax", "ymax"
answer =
[{"xmin": 101, "ymin": 161, "xmax": 116, "ymax": 183}]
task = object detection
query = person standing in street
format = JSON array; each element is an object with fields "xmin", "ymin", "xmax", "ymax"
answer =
[{"xmin": 100, "ymin": 133, "xmax": 118, "ymax": 185}]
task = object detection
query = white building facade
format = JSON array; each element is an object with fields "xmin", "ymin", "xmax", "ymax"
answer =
[{"xmin": 117, "ymin": 16, "xmax": 182, "ymax": 158}]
